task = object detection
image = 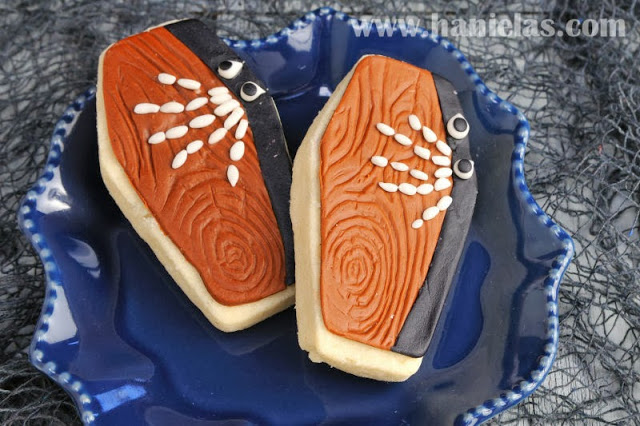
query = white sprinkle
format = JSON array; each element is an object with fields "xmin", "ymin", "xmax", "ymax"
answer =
[
  {"xmin": 422, "ymin": 206, "xmax": 440, "ymax": 221},
  {"xmin": 378, "ymin": 182, "xmax": 398, "ymax": 192},
  {"xmin": 417, "ymin": 183, "xmax": 434, "ymax": 195},
  {"xmin": 134, "ymin": 103, "xmax": 160, "ymax": 114},
  {"xmin": 224, "ymin": 108, "xmax": 244, "ymax": 129},
  {"xmin": 148, "ymin": 132, "xmax": 166, "ymax": 144},
  {"xmin": 230, "ymin": 141, "xmax": 245, "ymax": 161},
  {"xmin": 413, "ymin": 145, "xmax": 431, "ymax": 160},
  {"xmin": 422, "ymin": 126, "xmax": 437, "ymax": 143},
  {"xmin": 208, "ymin": 87, "xmax": 229, "ymax": 96},
  {"xmin": 399, "ymin": 183, "xmax": 417, "ymax": 195},
  {"xmin": 227, "ymin": 165, "xmax": 239, "ymax": 187},
  {"xmin": 435, "ymin": 168, "xmax": 453, "ymax": 178},
  {"xmin": 436, "ymin": 140, "xmax": 452, "ymax": 156},
  {"xmin": 432, "ymin": 155, "xmax": 451, "ymax": 166},
  {"xmin": 210, "ymin": 93, "xmax": 233, "ymax": 105},
  {"xmin": 166, "ymin": 125, "xmax": 188, "ymax": 139},
  {"xmin": 391, "ymin": 162, "xmax": 409, "ymax": 172},
  {"xmin": 185, "ymin": 97, "xmax": 209, "ymax": 111},
  {"xmin": 208, "ymin": 128, "xmax": 227, "ymax": 144},
  {"xmin": 189, "ymin": 114, "xmax": 216, "ymax": 129},
  {"xmin": 409, "ymin": 114, "xmax": 422, "ymax": 131},
  {"xmin": 172, "ymin": 150, "xmax": 188, "ymax": 169},
  {"xmin": 410, "ymin": 169, "xmax": 429, "ymax": 181},
  {"xmin": 158, "ymin": 73, "xmax": 176, "ymax": 85},
  {"xmin": 214, "ymin": 99, "xmax": 241, "ymax": 116},
  {"xmin": 186, "ymin": 140, "xmax": 203, "ymax": 154},
  {"xmin": 371, "ymin": 156, "xmax": 388, "ymax": 167},
  {"xmin": 437, "ymin": 195, "xmax": 453, "ymax": 211},
  {"xmin": 160, "ymin": 101, "xmax": 184, "ymax": 113},
  {"xmin": 412, "ymin": 219, "xmax": 424, "ymax": 229},
  {"xmin": 235, "ymin": 119, "xmax": 249, "ymax": 139},
  {"xmin": 394, "ymin": 133, "xmax": 413, "ymax": 146},
  {"xmin": 177, "ymin": 78, "xmax": 201, "ymax": 90},
  {"xmin": 434, "ymin": 177, "xmax": 452, "ymax": 191},
  {"xmin": 376, "ymin": 122, "xmax": 395, "ymax": 136}
]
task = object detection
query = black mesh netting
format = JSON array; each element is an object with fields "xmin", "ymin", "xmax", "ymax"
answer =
[{"xmin": 1, "ymin": 0, "xmax": 638, "ymax": 424}]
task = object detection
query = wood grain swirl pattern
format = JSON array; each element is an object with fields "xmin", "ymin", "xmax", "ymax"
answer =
[
  {"xmin": 102, "ymin": 27, "xmax": 286, "ymax": 306},
  {"xmin": 319, "ymin": 56, "xmax": 452, "ymax": 350}
]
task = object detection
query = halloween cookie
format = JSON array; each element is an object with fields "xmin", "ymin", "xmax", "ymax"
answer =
[
  {"xmin": 291, "ymin": 55, "xmax": 477, "ymax": 381},
  {"xmin": 97, "ymin": 20, "xmax": 295, "ymax": 332}
]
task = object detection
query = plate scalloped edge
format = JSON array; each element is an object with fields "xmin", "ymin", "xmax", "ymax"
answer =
[
  {"xmin": 18, "ymin": 87, "xmax": 98, "ymax": 424},
  {"xmin": 17, "ymin": 7, "xmax": 575, "ymax": 425}
]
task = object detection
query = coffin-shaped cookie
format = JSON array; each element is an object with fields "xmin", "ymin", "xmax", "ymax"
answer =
[
  {"xmin": 291, "ymin": 55, "xmax": 477, "ymax": 381},
  {"xmin": 97, "ymin": 20, "xmax": 295, "ymax": 332}
]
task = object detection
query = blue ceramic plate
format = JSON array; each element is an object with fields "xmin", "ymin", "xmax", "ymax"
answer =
[{"xmin": 19, "ymin": 8, "xmax": 574, "ymax": 425}]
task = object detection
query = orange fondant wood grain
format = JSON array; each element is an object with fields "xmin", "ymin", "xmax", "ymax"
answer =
[
  {"xmin": 319, "ymin": 56, "xmax": 452, "ymax": 350},
  {"xmin": 102, "ymin": 27, "xmax": 286, "ymax": 306}
]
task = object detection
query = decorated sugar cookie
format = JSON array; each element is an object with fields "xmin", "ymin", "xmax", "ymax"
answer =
[
  {"xmin": 291, "ymin": 55, "xmax": 477, "ymax": 381},
  {"xmin": 96, "ymin": 20, "xmax": 295, "ymax": 332}
]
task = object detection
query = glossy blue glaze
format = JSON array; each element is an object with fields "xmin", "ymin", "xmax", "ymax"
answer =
[{"xmin": 19, "ymin": 8, "xmax": 573, "ymax": 425}]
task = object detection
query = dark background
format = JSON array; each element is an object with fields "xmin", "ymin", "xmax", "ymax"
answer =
[{"xmin": 1, "ymin": 0, "xmax": 638, "ymax": 424}]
